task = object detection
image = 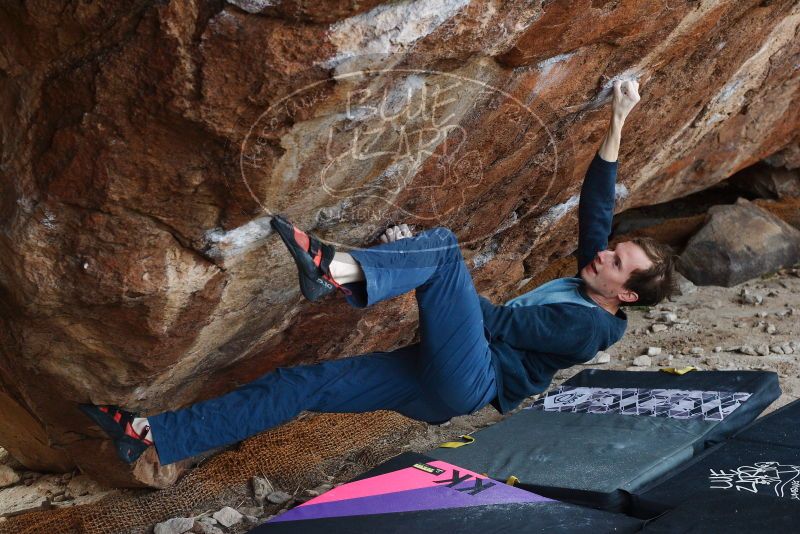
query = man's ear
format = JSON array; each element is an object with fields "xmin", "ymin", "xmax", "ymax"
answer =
[{"xmin": 618, "ymin": 288, "xmax": 639, "ymax": 304}]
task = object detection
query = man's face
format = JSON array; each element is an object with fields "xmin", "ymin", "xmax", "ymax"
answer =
[{"xmin": 580, "ymin": 241, "xmax": 653, "ymax": 303}]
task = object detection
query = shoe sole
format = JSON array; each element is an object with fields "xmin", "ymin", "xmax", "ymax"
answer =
[
  {"xmin": 79, "ymin": 404, "xmax": 124, "ymax": 440},
  {"xmin": 116, "ymin": 435, "xmax": 150, "ymax": 464}
]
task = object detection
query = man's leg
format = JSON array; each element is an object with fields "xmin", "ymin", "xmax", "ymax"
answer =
[
  {"xmin": 85, "ymin": 226, "xmax": 492, "ymax": 465},
  {"xmin": 327, "ymin": 251, "xmax": 364, "ymax": 284},
  {"xmin": 414, "ymin": 231, "xmax": 497, "ymax": 415},
  {"xmin": 326, "ymin": 224, "xmax": 415, "ymax": 285},
  {"xmin": 340, "ymin": 227, "xmax": 497, "ymax": 415},
  {"xmin": 147, "ymin": 344, "xmax": 453, "ymax": 465}
]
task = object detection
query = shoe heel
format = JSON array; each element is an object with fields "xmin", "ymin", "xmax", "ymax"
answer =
[
  {"xmin": 79, "ymin": 404, "xmax": 124, "ymax": 440},
  {"xmin": 116, "ymin": 435, "xmax": 149, "ymax": 464},
  {"xmin": 298, "ymin": 273, "xmax": 334, "ymax": 302}
]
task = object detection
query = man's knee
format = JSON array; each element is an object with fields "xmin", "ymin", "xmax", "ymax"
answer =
[
  {"xmin": 419, "ymin": 226, "xmax": 454, "ymax": 242},
  {"xmin": 429, "ymin": 227, "xmax": 461, "ymax": 258}
]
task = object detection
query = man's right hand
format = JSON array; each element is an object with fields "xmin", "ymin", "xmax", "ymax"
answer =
[
  {"xmin": 612, "ymin": 79, "xmax": 640, "ymax": 122},
  {"xmin": 597, "ymin": 79, "xmax": 641, "ymax": 162}
]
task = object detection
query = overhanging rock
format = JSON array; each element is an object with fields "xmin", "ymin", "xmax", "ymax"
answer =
[{"xmin": 1, "ymin": 0, "xmax": 799, "ymax": 485}]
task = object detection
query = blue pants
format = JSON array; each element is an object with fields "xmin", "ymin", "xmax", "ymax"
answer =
[{"xmin": 149, "ymin": 227, "xmax": 497, "ymax": 465}]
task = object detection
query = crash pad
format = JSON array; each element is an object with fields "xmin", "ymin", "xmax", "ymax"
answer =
[
  {"xmin": 633, "ymin": 439, "xmax": 800, "ymax": 517},
  {"xmin": 565, "ymin": 370, "xmax": 781, "ymax": 445},
  {"xmin": 251, "ymin": 452, "xmax": 642, "ymax": 533},
  {"xmin": 633, "ymin": 399, "xmax": 800, "ymax": 518},
  {"xmin": 639, "ymin": 490, "xmax": 799, "ymax": 532},
  {"xmin": 431, "ymin": 370, "xmax": 779, "ymax": 512},
  {"xmin": 733, "ymin": 398, "xmax": 800, "ymax": 448}
]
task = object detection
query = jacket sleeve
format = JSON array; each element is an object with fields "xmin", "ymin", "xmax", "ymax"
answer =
[
  {"xmin": 481, "ymin": 299, "xmax": 598, "ymax": 357},
  {"xmin": 576, "ymin": 153, "xmax": 619, "ymax": 273}
]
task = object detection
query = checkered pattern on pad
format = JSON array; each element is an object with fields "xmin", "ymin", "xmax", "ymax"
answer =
[{"xmin": 527, "ymin": 386, "xmax": 751, "ymax": 421}]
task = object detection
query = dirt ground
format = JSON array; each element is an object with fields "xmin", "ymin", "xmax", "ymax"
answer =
[{"xmin": 1, "ymin": 265, "xmax": 798, "ymax": 532}]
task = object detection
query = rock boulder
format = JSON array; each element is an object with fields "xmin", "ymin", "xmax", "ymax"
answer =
[
  {"xmin": 1, "ymin": 0, "xmax": 799, "ymax": 485},
  {"xmin": 679, "ymin": 198, "xmax": 800, "ymax": 286}
]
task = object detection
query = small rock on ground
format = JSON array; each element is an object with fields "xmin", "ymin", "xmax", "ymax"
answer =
[
  {"xmin": 0, "ymin": 485, "xmax": 48, "ymax": 516},
  {"xmin": 154, "ymin": 517, "xmax": 194, "ymax": 534},
  {"xmin": 584, "ymin": 351, "xmax": 611, "ymax": 365},
  {"xmin": 674, "ymin": 273, "xmax": 697, "ymax": 296},
  {"xmin": 633, "ymin": 355, "xmax": 652, "ymax": 367},
  {"xmin": 252, "ymin": 476, "xmax": 274, "ymax": 505},
  {"xmin": 594, "ymin": 351, "xmax": 611, "ymax": 364},
  {"xmin": 0, "ymin": 466, "xmax": 20, "ymax": 488},
  {"xmin": 267, "ymin": 490, "xmax": 292, "ymax": 505},
  {"xmin": 738, "ymin": 345, "xmax": 757, "ymax": 356},
  {"xmin": 191, "ymin": 521, "xmax": 223, "ymax": 534},
  {"xmin": 213, "ymin": 506, "xmax": 243, "ymax": 528},
  {"xmin": 238, "ymin": 506, "xmax": 262, "ymax": 518},
  {"xmin": 740, "ymin": 288, "xmax": 764, "ymax": 305},
  {"xmin": 66, "ymin": 475, "xmax": 103, "ymax": 497},
  {"xmin": 304, "ymin": 482, "xmax": 335, "ymax": 497}
]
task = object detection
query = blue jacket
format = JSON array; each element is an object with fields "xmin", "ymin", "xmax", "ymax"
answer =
[{"xmin": 481, "ymin": 154, "xmax": 628, "ymax": 413}]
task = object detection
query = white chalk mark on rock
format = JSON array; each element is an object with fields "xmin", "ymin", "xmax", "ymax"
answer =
[
  {"xmin": 225, "ymin": 0, "xmax": 275, "ymax": 14},
  {"xmin": 543, "ymin": 194, "xmax": 580, "ymax": 225},
  {"xmin": 204, "ymin": 217, "xmax": 273, "ymax": 261},
  {"xmin": 536, "ymin": 53, "xmax": 575, "ymax": 75},
  {"xmin": 325, "ymin": 0, "xmax": 470, "ymax": 66}
]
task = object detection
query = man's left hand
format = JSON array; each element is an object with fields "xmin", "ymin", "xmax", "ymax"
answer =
[{"xmin": 380, "ymin": 224, "xmax": 414, "ymax": 243}]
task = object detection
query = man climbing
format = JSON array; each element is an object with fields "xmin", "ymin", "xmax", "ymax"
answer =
[{"xmin": 80, "ymin": 80, "xmax": 677, "ymax": 465}]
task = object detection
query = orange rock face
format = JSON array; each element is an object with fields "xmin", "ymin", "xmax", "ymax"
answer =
[{"xmin": 0, "ymin": 0, "xmax": 798, "ymax": 485}]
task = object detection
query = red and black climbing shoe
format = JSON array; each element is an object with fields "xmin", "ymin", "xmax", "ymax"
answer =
[
  {"xmin": 270, "ymin": 214, "xmax": 352, "ymax": 302},
  {"xmin": 79, "ymin": 404, "xmax": 153, "ymax": 464}
]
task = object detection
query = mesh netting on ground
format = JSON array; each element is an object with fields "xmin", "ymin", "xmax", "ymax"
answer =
[{"xmin": 0, "ymin": 411, "xmax": 421, "ymax": 534}]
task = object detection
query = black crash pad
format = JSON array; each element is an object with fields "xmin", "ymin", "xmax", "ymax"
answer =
[
  {"xmin": 633, "ymin": 434, "xmax": 800, "ymax": 517},
  {"xmin": 431, "ymin": 370, "xmax": 779, "ymax": 512},
  {"xmin": 733, "ymin": 398, "xmax": 800, "ymax": 448},
  {"xmin": 251, "ymin": 452, "xmax": 642, "ymax": 534},
  {"xmin": 632, "ymin": 397, "xmax": 800, "ymax": 518},
  {"xmin": 639, "ymin": 491, "xmax": 800, "ymax": 533}
]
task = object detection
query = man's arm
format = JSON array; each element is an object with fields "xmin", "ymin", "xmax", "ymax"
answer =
[
  {"xmin": 576, "ymin": 80, "xmax": 641, "ymax": 273},
  {"xmin": 598, "ymin": 79, "xmax": 640, "ymax": 162}
]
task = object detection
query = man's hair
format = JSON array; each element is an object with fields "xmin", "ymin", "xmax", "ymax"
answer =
[{"xmin": 622, "ymin": 237, "xmax": 679, "ymax": 306}]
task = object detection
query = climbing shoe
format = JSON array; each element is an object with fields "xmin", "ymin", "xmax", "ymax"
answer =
[
  {"xmin": 270, "ymin": 214, "xmax": 352, "ymax": 301},
  {"xmin": 79, "ymin": 404, "xmax": 153, "ymax": 464}
]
